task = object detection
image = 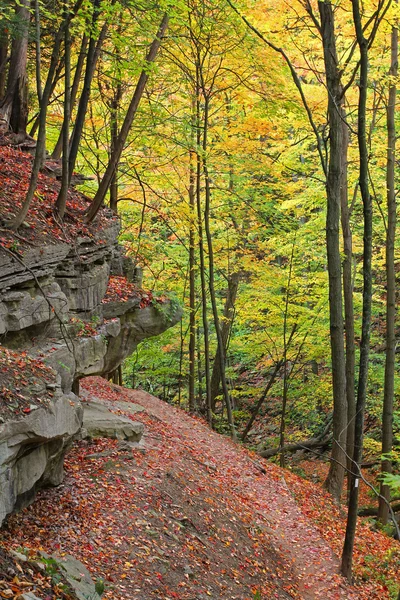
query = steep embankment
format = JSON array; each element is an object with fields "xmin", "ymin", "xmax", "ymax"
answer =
[
  {"xmin": 0, "ymin": 144, "xmax": 181, "ymax": 531},
  {"xmin": 2, "ymin": 377, "xmax": 398, "ymax": 600}
]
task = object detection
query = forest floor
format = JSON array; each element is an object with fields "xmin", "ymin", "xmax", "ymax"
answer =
[{"xmin": 1, "ymin": 377, "xmax": 399, "ymax": 600}]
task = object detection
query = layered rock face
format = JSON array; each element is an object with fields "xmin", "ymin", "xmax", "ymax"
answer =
[{"xmin": 0, "ymin": 220, "xmax": 181, "ymax": 525}]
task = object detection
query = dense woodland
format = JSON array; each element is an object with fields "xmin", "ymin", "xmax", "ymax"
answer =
[{"xmin": 0, "ymin": 0, "xmax": 399, "ymax": 593}]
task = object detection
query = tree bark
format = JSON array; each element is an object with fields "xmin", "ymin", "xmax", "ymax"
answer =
[
  {"xmin": 54, "ymin": 5, "xmax": 71, "ymax": 220},
  {"xmin": 8, "ymin": 0, "xmax": 84, "ymax": 230},
  {"xmin": 195, "ymin": 64, "xmax": 212, "ymax": 423},
  {"xmin": 202, "ymin": 95, "xmax": 236, "ymax": 439},
  {"xmin": 68, "ymin": 0, "xmax": 115, "ymax": 182},
  {"xmin": 378, "ymin": 7, "xmax": 398, "ymax": 525},
  {"xmin": 85, "ymin": 13, "xmax": 169, "ymax": 223},
  {"xmin": 341, "ymin": 0, "xmax": 374, "ymax": 582},
  {"xmin": 360, "ymin": 503, "xmax": 400, "ymax": 517},
  {"xmin": 340, "ymin": 118, "xmax": 356, "ymax": 493},
  {"xmin": 34, "ymin": 0, "xmax": 42, "ymax": 104},
  {"xmin": 259, "ymin": 433, "xmax": 332, "ymax": 458},
  {"xmin": 188, "ymin": 110, "xmax": 196, "ymax": 413},
  {"xmin": 51, "ymin": 34, "xmax": 88, "ymax": 160},
  {"xmin": 318, "ymin": 1, "xmax": 348, "ymax": 502},
  {"xmin": 0, "ymin": 27, "xmax": 8, "ymax": 102},
  {"xmin": 109, "ymin": 80, "xmax": 122, "ymax": 213},
  {"xmin": 210, "ymin": 272, "xmax": 240, "ymax": 411},
  {"xmin": 0, "ymin": 0, "xmax": 29, "ymax": 134}
]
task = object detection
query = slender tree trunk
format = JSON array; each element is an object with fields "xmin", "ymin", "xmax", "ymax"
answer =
[
  {"xmin": 279, "ymin": 366, "xmax": 290, "ymax": 467},
  {"xmin": 202, "ymin": 96, "xmax": 236, "ymax": 440},
  {"xmin": 85, "ymin": 13, "xmax": 169, "ymax": 223},
  {"xmin": 55, "ymin": 6, "xmax": 71, "ymax": 220},
  {"xmin": 68, "ymin": 0, "xmax": 114, "ymax": 182},
  {"xmin": 279, "ymin": 240, "xmax": 295, "ymax": 468},
  {"xmin": 29, "ymin": 57, "xmax": 64, "ymax": 139},
  {"xmin": 195, "ymin": 64, "xmax": 211, "ymax": 422},
  {"xmin": 8, "ymin": 1, "xmax": 84, "ymax": 230},
  {"xmin": 34, "ymin": 0, "xmax": 42, "ymax": 104},
  {"xmin": 109, "ymin": 81, "xmax": 122, "ymax": 213},
  {"xmin": 378, "ymin": 8, "xmax": 398, "ymax": 525},
  {"xmin": 318, "ymin": 1, "xmax": 348, "ymax": 502},
  {"xmin": 0, "ymin": 0, "xmax": 29, "ymax": 134},
  {"xmin": 51, "ymin": 34, "xmax": 88, "ymax": 160},
  {"xmin": 0, "ymin": 28, "xmax": 8, "ymax": 102},
  {"xmin": 197, "ymin": 324, "xmax": 203, "ymax": 406},
  {"xmin": 68, "ymin": 0, "xmax": 101, "ymax": 177},
  {"xmin": 341, "ymin": 0, "xmax": 373, "ymax": 581},
  {"xmin": 178, "ymin": 316, "xmax": 184, "ymax": 406},
  {"xmin": 340, "ymin": 116, "xmax": 356, "ymax": 493},
  {"xmin": 188, "ymin": 125, "xmax": 196, "ymax": 412},
  {"xmin": 210, "ymin": 272, "xmax": 240, "ymax": 410}
]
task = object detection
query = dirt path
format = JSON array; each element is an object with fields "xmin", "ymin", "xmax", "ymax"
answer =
[
  {"xmin": 117, "ymin": 385, "xmax": 361, "ymax": 600},
  {"xmin": 3, "ymin": 378, "xmax": 383, "ymax": 599}
]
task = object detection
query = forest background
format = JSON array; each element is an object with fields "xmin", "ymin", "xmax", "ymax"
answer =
[{"xmin": 0, "ymin": 0, "xmax": 399, "ymax": 590}]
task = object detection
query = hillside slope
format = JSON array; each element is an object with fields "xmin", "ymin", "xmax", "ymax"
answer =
[{"xmin": 1, "ymin": 377, "xmax": 398, "ymax": 599}]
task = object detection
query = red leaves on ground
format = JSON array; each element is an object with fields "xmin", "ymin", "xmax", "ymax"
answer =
[
  {"xmin": 2, "ymin": 377, "xmax": 398, "ymax": 599},
  {"xmin": 102, "ymin": 276, "xmax": 153, "ymax": 308},
  {"xmin": 0, "ymin": 345, "xmax": 55, "ymax": 418},
  {"xmin": 0, "ymin": 145, "xmax": 116, "ymax": 250}
]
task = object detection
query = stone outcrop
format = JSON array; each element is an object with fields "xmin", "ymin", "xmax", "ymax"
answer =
[
  {"xmin": 0, "ymin": 392, "xmax": 82, "ymax": 525},
  {"xmin": 82, "ymin": 400, "xmax": 144, "ymax": 442},
  {"xmin": 0, "ymin": 218, "xmax": 182, "ymax": 526}
]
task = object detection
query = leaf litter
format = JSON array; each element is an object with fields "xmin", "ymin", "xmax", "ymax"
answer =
[{"xmin": 1, "ymin": 377, "xmax": 398, "ymax": 599}]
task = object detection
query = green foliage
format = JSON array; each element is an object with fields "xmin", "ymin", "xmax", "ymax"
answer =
[
  {"xmin": 380, "ymin": 473, "xmax": 400, "ymax": 494},
  {"xmin": 123, "ymin": 328, "xmax": 183, "ymax": 401}
]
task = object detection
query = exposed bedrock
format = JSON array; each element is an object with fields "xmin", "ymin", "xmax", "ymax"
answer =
[{"xmin": 0, "ymin": 219, "xmax": 181, "ymax": 525}]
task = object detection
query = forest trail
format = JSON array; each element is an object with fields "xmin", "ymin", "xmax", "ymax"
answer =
[{"xmin": 2, "ymin": 378, "xmax": 386, "ymax": 599}]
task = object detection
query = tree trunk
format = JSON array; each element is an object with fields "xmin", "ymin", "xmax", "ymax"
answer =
[
  {"xmin": 378, "ymin": 7, "xmax": 398, "ymax": 526},
  {"xmin": 29, "ymin": 57, "xmax": 65, "ymax": 139},
  {"xmin": 34, "ymin": 0, "xmax": 42, "ymax": 104},
  {"xmin": 68, "ymin": 0, "xmax": 114, "ymax": 182},
  {"xmin": 360, "ymin": 502, "xmax": 400, "ymax": 517},
  {"xmin": 260, "ymin": 428, "xmax": 332, "ymax": 459},
  {"xmin": 279, "ymin": 239, "xmax": 296, "ymax": 468},
  {"xmin": 195, "ymin": 64, "xmax": 211, "ymax": 423},
  {"xmin": 341, "ymin": 0, "xmax": 373, "ymax": 582},
  {"xmin": 0, "ymin": 27, "xmax": 8, "ymax": 102},
  {"xmin": 54, "ymin": 6, "xmax": 71, "ymax": 220},
  {"xmin": 0, "ymin": 0, "xmax": 29, "ymax": 134},
  {"xmin": 85, "ymin": 13, "xmax": 169, "ymax": 223},
  {"xmin": 202, "ymin": 95, "xmax": 236, "ymax": 440},
  {"xmin": 8, "ymin": 0, "xmax": 84, "ymax": 230},
  {"xmin": 109, "ymin": 81, "xmax": 122, "ymax": 213},
  {"xmin": 188, "ymin": 119, "xmax": 196, "ymax": 413},
  {"xmin": 210, "ymin": 272, "xmax": 240, "ymax": 411},
  {"xmin": 197, "ymin": 324, "xmax": 204, "ymax": 406},
  {"xmin": 318, "ymin": 1, "xmax": 348, "ymax": 502},
  {"xmin": 340, "ymin": 117, "xmax": 356, "ymax": 493},
  {"xmin": 51, "ymin": 34, "xmax": 88, "ymax": 160}
]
